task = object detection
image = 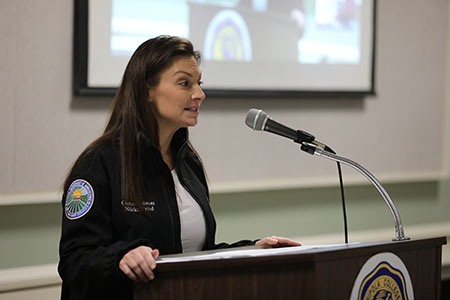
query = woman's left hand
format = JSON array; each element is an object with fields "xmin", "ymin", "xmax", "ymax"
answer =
[{"xmin": 255, "ymin": 236, "xmax": 302, "ymax": 248}]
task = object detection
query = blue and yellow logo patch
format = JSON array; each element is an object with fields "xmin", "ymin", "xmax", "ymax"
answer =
[
  {"xmin": 65, "ymin": 179, "xmax": 94, "ymax": 220},
  {"xmin": 359, "ymin": 261, "xmax": 409, "ymax": 300}
]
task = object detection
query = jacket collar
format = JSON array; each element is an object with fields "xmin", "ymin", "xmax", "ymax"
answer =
[
  {"xmin": 171, "ymin": 128, "xmax": 189, "ymax": 155},
  {"xmin": 141, "ymin": 128, "xmax": 189, "ymax": 158}
]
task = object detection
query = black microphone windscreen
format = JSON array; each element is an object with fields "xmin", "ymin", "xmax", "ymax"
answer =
[{"xmin": 245, "ymin": 109, "xmax": 268, "ymax": 131}]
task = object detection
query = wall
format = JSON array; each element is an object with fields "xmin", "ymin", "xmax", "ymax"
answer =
[{"xmin": 0, "ymin": 0, "xmax": 449, "ymax": 296}]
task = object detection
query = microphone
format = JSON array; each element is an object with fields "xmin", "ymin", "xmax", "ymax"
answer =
[{"xmin": 245, "ymin": 108, "xmax": 327, "ymax": 149}]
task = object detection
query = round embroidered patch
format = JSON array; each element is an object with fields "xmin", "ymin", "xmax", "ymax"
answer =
[{"xmin": 65, "ymin": 179, "xmax": 95, "ymax": 220}]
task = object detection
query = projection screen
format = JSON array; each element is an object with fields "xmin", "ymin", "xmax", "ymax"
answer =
[{"xmin": 74, "ymin": 0, "xmax": 376, "ymax": 97}]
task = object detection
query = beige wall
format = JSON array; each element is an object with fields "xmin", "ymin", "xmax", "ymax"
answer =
[{"xmin": 0, "ymin": 0, "xmax": 448, "ymax": 197}]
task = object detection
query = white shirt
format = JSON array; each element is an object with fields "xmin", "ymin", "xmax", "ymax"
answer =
[{"xmin": 171, "ymin": 168, "xmax": 207, "ymax": 252}]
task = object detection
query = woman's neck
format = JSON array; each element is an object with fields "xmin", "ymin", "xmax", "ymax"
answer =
[{"xmin": 159, "ymin": 126, "xmax": 177, "ymax": 170}]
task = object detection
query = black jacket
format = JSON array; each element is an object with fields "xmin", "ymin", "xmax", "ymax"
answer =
[{"xmin": 58, "ymin": 128, "xmax": 254, "ymax": 299}]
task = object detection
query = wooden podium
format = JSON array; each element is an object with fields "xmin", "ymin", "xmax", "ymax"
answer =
[{"xmin": 134, "ymin": 237, "xmax": 446, "ymax": 300}]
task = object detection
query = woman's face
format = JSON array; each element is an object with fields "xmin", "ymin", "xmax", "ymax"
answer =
[{"xmin": 150, "ymin": 56, "xmax": 205, "ymax": 133}]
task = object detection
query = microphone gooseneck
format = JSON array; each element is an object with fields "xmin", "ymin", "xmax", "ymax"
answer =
[{"xmin": 244, "ymin": 108, "xmax": 409, "ymax": 241}]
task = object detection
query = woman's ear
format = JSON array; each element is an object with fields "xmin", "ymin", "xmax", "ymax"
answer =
[{"xmin": 148, "ymin": 88, "xmax": 154, "ymax": 103}]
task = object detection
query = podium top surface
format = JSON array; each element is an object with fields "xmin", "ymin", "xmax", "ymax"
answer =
[{"xmin": 155, "ymin": 237, "xmax": 446, "ymax": 272}]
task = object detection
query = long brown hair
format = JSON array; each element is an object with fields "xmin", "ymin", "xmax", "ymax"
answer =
[{"xmin": 64, "ymin": 36, "xmax": 201, "ymax": 206}]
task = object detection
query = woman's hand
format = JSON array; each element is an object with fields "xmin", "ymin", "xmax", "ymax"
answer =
[
  {"xmin": 255, "ymin": 236, "xmax": 302, "ymax": 248},
  {"xmin": 119, "ymin": 246, "xmax": 160, "ymax": 282}
]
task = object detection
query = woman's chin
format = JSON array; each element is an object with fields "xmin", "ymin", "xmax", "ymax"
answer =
[{"xmin": 184, "ymin": 118, "xmax": 199, "ymax": 127}]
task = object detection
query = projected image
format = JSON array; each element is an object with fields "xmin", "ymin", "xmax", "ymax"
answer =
[
  {"xmin": 111, "ymin": 0, "xmax": 189, "ymax": 56},
  {"xmin": 299, "ymin": 0, "xmax": 361, "ymax": 64},
  {"xmin": 202, "ymin": 9, "xmax": 253, "ymax": 62},
  {"xmin": 110, "ymin": 0, "xmax": 362, "ymax": 64},
  {"xmin": 86, "ymin": 0, "xmax": 373, "ymax": 91}
]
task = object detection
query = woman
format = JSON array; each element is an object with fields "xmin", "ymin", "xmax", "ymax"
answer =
[{"xmin": 58, "ymin": 35, "xmax": 300, "ymax": 299}]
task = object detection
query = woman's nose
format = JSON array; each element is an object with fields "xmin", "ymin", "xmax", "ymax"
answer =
[{"xmin": 192, "ymin": 84, "xmax": 206, "ymax": 102}]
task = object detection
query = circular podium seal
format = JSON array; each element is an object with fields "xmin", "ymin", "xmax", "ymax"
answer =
[{"xmin": 350, "ymin": 252, "xmax": 414, "ymax": 300}]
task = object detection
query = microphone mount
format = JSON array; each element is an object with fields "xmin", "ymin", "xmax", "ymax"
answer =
[
  {"xmin": 300, "ymin": 142, "xmax": 410, "ymax": 241},
  {"xmin": 295, "ymin": 130, "xmax": 315, "ymax": 144}
]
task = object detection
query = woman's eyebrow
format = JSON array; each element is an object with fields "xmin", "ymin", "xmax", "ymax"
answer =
[
  {"xmin": 173, "ymin": 70, "xmax": 192, "ymax": 77},
  {"xmin": 174, "ymin": 70, "xmax": 202, "ymax": 80}
]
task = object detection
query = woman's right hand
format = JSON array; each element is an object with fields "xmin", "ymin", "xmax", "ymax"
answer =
[{"xmin": 119, "ymin": 246, "xmax": 160, "ymax": 282}]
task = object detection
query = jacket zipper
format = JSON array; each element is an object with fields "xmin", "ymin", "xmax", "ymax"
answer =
[{"xmin": 161, "ymin": 155, "xmax": 180, "ymax": 253}]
